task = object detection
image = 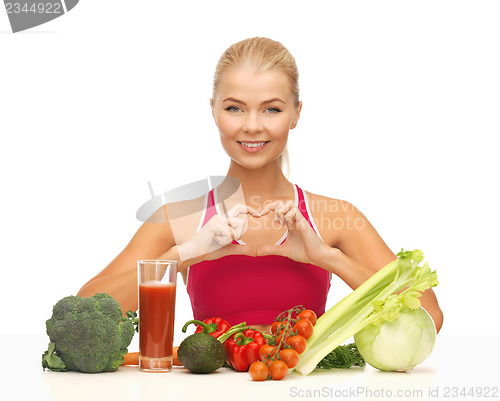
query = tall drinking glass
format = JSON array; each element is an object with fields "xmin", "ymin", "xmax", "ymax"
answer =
[{"xmin": 138, "ymin": 260, "xmax": 177, "ymax": 372}]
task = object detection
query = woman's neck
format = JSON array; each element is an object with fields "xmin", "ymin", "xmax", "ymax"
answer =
[{"xmin": 225, "ymin": 160, "xmax": 293, "ymax": 202}]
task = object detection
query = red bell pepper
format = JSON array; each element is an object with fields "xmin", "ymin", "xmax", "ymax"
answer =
[
  {"xmin": 225, "ymin": 329, "xmax": 267, "ymax": 372},
  {"xmin": 193, "ymin": 317, "xmax": 231, "ymax": 338}
]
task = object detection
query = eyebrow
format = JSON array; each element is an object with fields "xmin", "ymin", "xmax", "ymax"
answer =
[{"xmin": 222, "ymin": 97, "xmax": 286, "ymax": 105}]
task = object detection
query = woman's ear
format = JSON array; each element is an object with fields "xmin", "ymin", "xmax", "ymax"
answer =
[
  {"xmin": 290, "ymin": 100, "xmax": 302, "ymax": 129},
  {"xmin": 210, "ymin": 98, "xmax": 218, "ymax": 126}
]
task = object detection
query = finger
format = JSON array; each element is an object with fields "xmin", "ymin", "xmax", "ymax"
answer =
[
  {"xmin": 227, "ymin": 204, "xmax": 261, "ymax": 218},
  {"xmin": 221, "ymin": 244, "xmax": 257, "ymax": 257},
  {"xmin": 256, "ymin": 244, "xmax": 286, "ymax": 257},
  {"xmin": 260, "ymin": 201, "xmax": 279, "ymax": 215},
  {"xmin": 261, "ymin": 200, "xmax": 293, "ymax": 216},
  {"xmin": 226, "ymin": 217, "xmax": 243, "ymax": 228},
  {"xmin": 263, "ymin": 201, "xmax": 294, "ymax": 226},
  {"xmin": 227, "ymin": 217, "xmax": 247, "ymax": 239},
  {"xmin": 283, "ymin": 208, "xmax": 299, "ymax": 229},
  {"xmin": 228, "ymin": 204, "xmax": 260, "ymax": 218},
  {"xmin": 262, "ymin": 201, "xmax": 284, "ymax": 225},
  {"xmin": 214, "ymin": 232, "xmax": 234, "ymax": 246},
  {"xmin": 205, "ymin": 244, "xmax": 256, "ymax": 261},
  {"xmin": 287, "ymin": 208, "xmax": 311, "ymax": 231},
  {"xmin": 274, "ymin": 209, "xmax": 284, "ymax": 225},
  {"xmin": 212, "ymin": 224, "xmax": 235, "ymax": 246},
  {"xmin": 275, "ymin": 203, "xmax": 288, "ymax": 225},
  {"xmin": 259, "ymin": 208, "xmax": 271, "ymax": 216}
]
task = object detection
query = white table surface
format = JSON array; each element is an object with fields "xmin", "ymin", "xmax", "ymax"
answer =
[{"xmin": 2, "ymin": 334, "xmax": 498, "ymax": 401}]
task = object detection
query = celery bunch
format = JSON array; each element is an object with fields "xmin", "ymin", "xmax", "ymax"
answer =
[{"xmin": 295, "ymin": 249, "xmax": 438, "ymax": 376}]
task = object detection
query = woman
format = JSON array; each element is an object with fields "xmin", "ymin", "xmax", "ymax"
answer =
[{"xmin": 78, "ymin": 37, "xmax": 443, "ymax": 333}]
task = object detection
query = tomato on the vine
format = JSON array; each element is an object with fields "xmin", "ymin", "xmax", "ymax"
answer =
[
  {"xmin": 249, "ymin": 361, "xmax": 269, "ymax": 381},
  {"xmin": 298, "ymin": 309, "xmax": 317, "ymax": 326},
  {"xmin": 268, "ymin": 360, "xmax": 288, "ymax": 380},
  {"xmin": 279, "ymin": 348, "xmax": 299, "ymax": 369},
  {"xmin": 258, "ymin": 344, "xmax": 276, "ymax": 362},
  {"xmin": 275, "ymin": 331, "xmax": 291, "ymax": 348},
  {"xmin": 261, "ymin": 306, "xmax": 315, "ymax": 379},
  {"xmin": 271, "ymin": 320, "xmax": 288, "ymax": 336},
  {"xmin": 293, "ymin": 318, "xmax": 314, "ymax": 340},
  {"xmin": 287, "ymin": 335, "xmax": 307, "ymax": 354}
]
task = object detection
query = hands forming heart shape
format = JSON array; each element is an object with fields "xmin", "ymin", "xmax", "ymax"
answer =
[{"xmin": 178, "ymin": 202, "xmax": 331, "ymax": 268}]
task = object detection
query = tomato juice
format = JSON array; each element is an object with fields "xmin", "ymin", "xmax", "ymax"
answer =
[{"xmin": 139, "ymin": 281, "xmax": 176, "ymax": 371}]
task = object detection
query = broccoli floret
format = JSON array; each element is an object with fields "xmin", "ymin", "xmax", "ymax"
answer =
[{"xmin": 43, "ymin": 293, "xmax": 135, "ymax": 373}]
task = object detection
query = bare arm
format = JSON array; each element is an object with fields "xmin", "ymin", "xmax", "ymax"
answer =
[
  {"xmin": 77, "ymin": 216, "xmax": 176, "ymax": 313},
  {"xmin": 258, "ymin": 196, "xmax": 443, "ymax": 333},
  {"xmin": 77, "ymin": 203, "xmax": 259, "ymax": 313},
  {"xmin": 319, "ymin": 200, "xmax": 443, "ymax": 333}
]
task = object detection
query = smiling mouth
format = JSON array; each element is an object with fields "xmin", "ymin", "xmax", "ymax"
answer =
[{"xmin": 237, "ymin": 141, "xmax": 270, "ymax": 148}]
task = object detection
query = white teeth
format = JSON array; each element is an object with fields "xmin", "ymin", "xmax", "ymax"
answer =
[{"xmin": 240, "ymin": 141, "xmax": 267, "ymax": 148}]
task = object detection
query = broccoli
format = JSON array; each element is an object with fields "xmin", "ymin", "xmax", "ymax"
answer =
[{"xmin": 42, "ymin": 293, "xmax": 136, "ymax": 373}]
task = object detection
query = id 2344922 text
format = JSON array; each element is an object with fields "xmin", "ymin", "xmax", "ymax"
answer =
[{"xmin": 5, "ymin": 2, "xmax": 63, "ymax": 14}]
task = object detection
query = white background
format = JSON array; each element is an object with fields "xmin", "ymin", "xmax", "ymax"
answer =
[{"xmin": 1, "ymin": 0, "xmax": 499, "ymax": 346}]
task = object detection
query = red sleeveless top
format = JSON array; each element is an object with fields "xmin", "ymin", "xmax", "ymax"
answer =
[{"xmin": 186, "ymin": 184, "xmax": 331, "ymax": 325}]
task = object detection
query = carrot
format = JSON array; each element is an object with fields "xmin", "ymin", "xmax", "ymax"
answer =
[
  {"xmin": 172, "ymin": 346, "xmax": 181, "ymax": 366},
  {"xmin": 122, "ymin": 352, "xmax": 139, "ymax": 365},
  {"xmin": 122, "ymin": 347, "xmax": 182, "ymax": 366}
]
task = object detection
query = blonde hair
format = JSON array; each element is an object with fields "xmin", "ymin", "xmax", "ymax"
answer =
[{"xmin": 212, "ymin": 37, "xmax": 300, "ymax": 176}]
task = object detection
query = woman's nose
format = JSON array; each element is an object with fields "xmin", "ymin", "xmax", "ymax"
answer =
[{"xmin": 243, "ymin": 112, "xmax": 263, "ymax": 134}]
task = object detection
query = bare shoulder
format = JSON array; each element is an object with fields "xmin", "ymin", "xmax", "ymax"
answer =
[
  {"xmin": 133, "ymin": 194, "xmax": 206, "ymax": 249},
  {"xmin": 305, "ymin": 191, "xmax": 363, "ymax": 222},
  {"xmin": 305, "ymin": 191, "xmax": 360, "ymax": 215},
  {"xmin": 304, "ymin": 191, "xmax": 368, "ymax": 247},
  {"xmin": 163, "ymin": 195, "xmax": 206, "ymax": 245},
  {"xmin": 305, "ymin": 190, "xmax": 395, "ymax": 269}
]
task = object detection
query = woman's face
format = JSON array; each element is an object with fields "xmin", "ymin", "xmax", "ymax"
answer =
[{"xmin": 211, "ymin": 68, "xmax": 302, "ymax": 171}]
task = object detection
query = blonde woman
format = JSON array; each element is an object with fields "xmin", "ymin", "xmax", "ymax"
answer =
[{"xmin": 78, "ymin": 37, "xmax": 443, "ymax": 334}]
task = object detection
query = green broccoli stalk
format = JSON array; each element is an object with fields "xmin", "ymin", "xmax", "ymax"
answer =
[
  {"xmin": 125, "ymin": 310, "xmax": 139, "ymax": 332},
  {"xmin": 42, "ymin": 293, "xmax": 136, "ymax": 373},
  {"xmin": 42, "ymin": 342, "xmax": 67, "ymax": 372}
]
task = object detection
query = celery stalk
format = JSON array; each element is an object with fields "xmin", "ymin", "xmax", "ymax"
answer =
[
  {"xmin": 304, "ymin": 258, "xmax": 399, "ymax": 351},
  {"xmin": 295, "ymin": 249, "xmax": 438, "ymax": 376}
]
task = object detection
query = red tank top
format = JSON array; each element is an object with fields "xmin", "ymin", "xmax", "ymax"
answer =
[{"xmin": 186, "ymin": 184, "xmax": 331, "ymax": 325}]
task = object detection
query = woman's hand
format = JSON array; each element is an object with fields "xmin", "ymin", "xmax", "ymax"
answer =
[
  {"xmin": 177, "ymin": 204, "xmax": 260, "ymax": 262},
  {"xmin": 256, "ymin": 201, "xmax": 331, "ymax": 267}
]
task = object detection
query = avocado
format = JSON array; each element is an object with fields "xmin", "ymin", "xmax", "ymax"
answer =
[{"xmin": 177, "ymin": 332, "xmax": 227, "ymax": 373}]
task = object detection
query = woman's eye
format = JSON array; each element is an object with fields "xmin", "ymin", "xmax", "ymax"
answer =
[
  {"xmin": 225, "ymin": 106, "xmax": 241, "ymax": 112},
  {"xmin": 266, "ymin": 107, "xmax": 282, "ymax": 113}
]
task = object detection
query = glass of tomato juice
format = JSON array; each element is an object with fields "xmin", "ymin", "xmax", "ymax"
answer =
[{"xmin": 138, "ymin": 260, "xmax": 177, "ymax": 372}]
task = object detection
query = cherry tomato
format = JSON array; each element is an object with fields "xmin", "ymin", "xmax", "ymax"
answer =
[
  {"xmin": 276, "ymin": 331, "xmax": 292, "ymax": 349},
  {"xmin": 287, "ymin": 335, "xmax": 307, "ymax": 354},
  {"xmin": 249, "ymin": 361, "xmax": 269, "ymax": 381},
  {"xmin": 298, "ymin": 309, "xmax": 317, "ymax": 326},
  {"xmin": 293, "ymin": 318, "xmax": 314, "ymax": 340},
  {"xmin": 258, "ymin": 344, "xmax": 277, "ymax": 362},
  {"xmin": 271, "ymin": 320, "xmax": 288, "ymax": 336},
  {"xmin": 268, "ymin": 360, "xmax": 288, "ymax": 380},
  {"xmin": 279, "ymin": 348, "xmax": 299, "ymax": 369}
]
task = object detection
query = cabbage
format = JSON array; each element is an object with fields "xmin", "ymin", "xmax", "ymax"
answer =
[
  {"xmin": 354, "ymin": 307, "xmax": 436, "ymax": 372},
  {"xmin": 295, "ymin": 249, "xmax": 439, "ymax": 376}
]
